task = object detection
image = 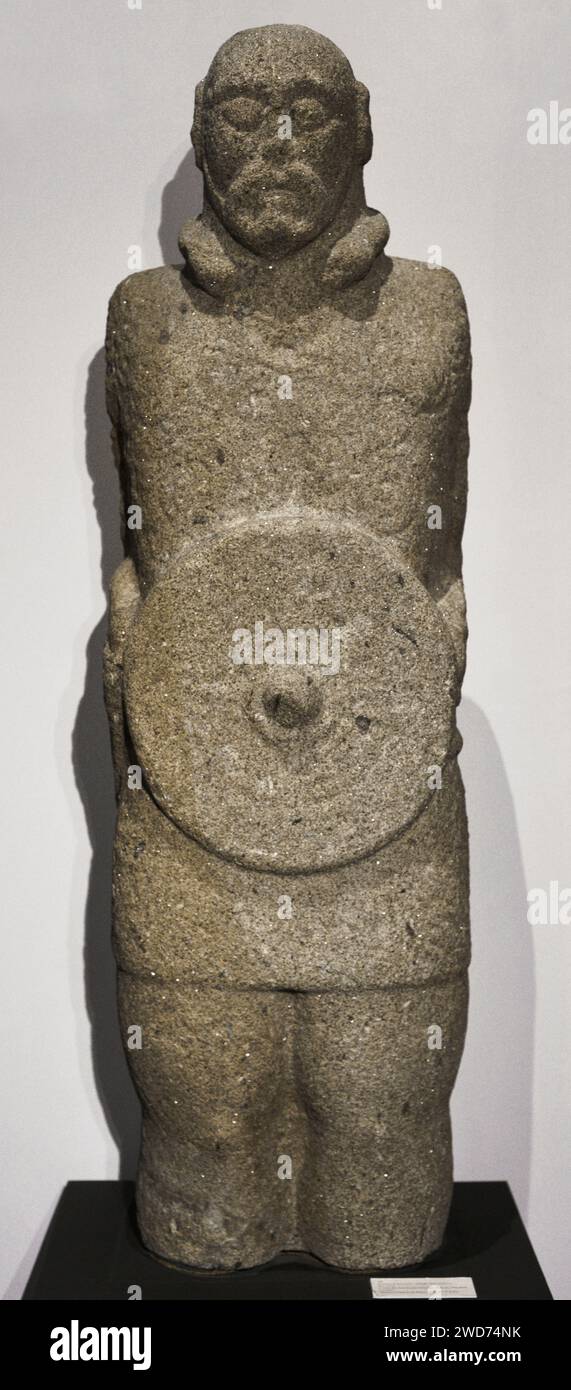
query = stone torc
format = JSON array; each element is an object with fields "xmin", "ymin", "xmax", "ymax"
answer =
[{"xmin": 104, "ymin": 24, "xmax": 472, "ymax": 1270}]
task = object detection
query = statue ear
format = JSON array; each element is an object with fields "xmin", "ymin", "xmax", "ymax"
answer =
[
  {"xmin": 191, "ymin": 79, "xmax": 205, "ymax": 169},
  {"xmin": 355, "ymin": 81, "xmax": 373, "ymax": 165}
]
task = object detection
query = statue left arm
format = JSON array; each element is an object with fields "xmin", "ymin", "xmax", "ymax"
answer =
[{"xmin": 435, "ymin": 273, "xmax": 471, "ymax": 695}]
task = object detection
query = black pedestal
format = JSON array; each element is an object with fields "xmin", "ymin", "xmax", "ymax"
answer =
[{"xmin": 22, "ymin": 1180, "xmax": 551, "ymax": 1300}]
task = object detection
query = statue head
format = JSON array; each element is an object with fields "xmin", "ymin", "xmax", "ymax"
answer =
[{"xmin": 191, "ymin": 25, "xmax": 372, "ymax": 258}]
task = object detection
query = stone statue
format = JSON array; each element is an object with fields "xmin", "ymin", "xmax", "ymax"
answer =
[{"xmin": 104, "ymin": 23, "xmax": 471, "ymax": 1271}]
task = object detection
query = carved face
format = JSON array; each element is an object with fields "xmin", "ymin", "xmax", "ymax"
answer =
[{"xmin": 198, "ymin": 26, "xmax": 361, "ymax": 257}]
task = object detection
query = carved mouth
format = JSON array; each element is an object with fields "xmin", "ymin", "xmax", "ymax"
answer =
[{"xmin": 265, "ymin": 187, "xmax": 300, "ymax": 207}]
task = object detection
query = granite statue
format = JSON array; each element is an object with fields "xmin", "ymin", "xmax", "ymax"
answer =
[{"xmin": 104, "ymin": 23, "xmax": 472, "ymax": 1270}]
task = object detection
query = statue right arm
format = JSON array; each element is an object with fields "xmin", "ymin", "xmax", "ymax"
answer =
[
  {"xmin": 103, "ymin": 557, "xmax": 141, "ymax": 800},
  {"xmin": 103, "ymin": 284, "xmax": 142, "ymax": 798}
]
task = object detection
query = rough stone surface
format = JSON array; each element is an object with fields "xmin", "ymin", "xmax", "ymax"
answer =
[{"xmin": 104, "ymin": 23, "xmax": 472, "ymax": 1271}]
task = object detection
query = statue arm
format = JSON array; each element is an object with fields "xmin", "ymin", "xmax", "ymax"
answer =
[
  {"xmin": 436, "ymin": 413, "xmax": 469, "ymax": 688},
  {"xmin": 103, "ymin": 285, "xmax": 141, "ymax": 798},
  {"xmin": 103, "ymin": 558, "xmax": 141, "ymax": 798},
  {"xmin": 435, "ymin": 273, "xmax": 471, "ymax": 693}
]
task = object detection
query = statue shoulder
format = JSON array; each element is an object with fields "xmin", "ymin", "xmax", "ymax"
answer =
[
  {"xmin": 370, "ymin": 257, "xmax": 471, "ymax": 411},
  {"xmin": 388, "ymin": 256, "xmax": 469, "ymax": 336},
  {"xmin": 106, "ymin": 264, "xmax": 188, "ymax": 342},
  {"xmin": 105, "ymin": 266, "xmax": 187, "ymax": 420}
]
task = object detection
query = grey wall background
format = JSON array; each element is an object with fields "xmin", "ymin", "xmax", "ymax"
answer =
[{"xmin": 1, "ymin": 0, "xmax": 570, "ymax": 1299}]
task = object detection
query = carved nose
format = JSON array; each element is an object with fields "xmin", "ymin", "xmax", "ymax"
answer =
[{"xmin": 262, "ymin": 675, "xmax": 323, "ymax": 730}]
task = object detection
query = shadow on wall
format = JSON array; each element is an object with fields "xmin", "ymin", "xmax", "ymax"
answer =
[
  {"xmin": 452, "ymin": 698, "xmax": 533, "ymax": 1222},
  {"xmin": 72, "ymin": 151, "xmax": 202, "ymax": 1178},
  {"xmin": 157, "ymin": 147, "xmax": 203, "ymax": 265}
]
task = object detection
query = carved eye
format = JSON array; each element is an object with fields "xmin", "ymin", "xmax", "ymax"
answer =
[
  {"xmin": 217, "ymin": 96, "xmax": 266, "ymax": 132},
  {"xmin": 290, "ymin": 97, "xmax": 330, "ymax": 131}
]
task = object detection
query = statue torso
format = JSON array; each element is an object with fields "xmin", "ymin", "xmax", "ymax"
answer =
[
  {"xmin": 106, "ymin": 245, "xmax": 471, "ymax": 988},
  {"xmin": 108, "ymin": 253, "xmax": 469, "ymax": 597}
]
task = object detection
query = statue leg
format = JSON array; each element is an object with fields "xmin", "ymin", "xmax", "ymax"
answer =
[
  {"xmin": 294, "ymin": 974, "xmax": 469, "ymax": 1269},
  {"xmin": 118, "ymin": 973, "xmax": 298, "ymax": 1269}
]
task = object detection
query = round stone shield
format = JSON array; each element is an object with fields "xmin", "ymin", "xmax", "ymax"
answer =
[{"xmin": 123, "ymin": 512, "xmax": 457, "ymax": 873}]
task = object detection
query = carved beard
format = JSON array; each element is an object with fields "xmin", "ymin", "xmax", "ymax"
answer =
[{"xmin": 203, "ymin": 157, "xmax": 342, "ymax": 256}]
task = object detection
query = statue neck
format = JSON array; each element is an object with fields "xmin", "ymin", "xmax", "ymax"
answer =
[{"xmin": 178, "ymin": 170, "xmax": 390, "ymax": 312}]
